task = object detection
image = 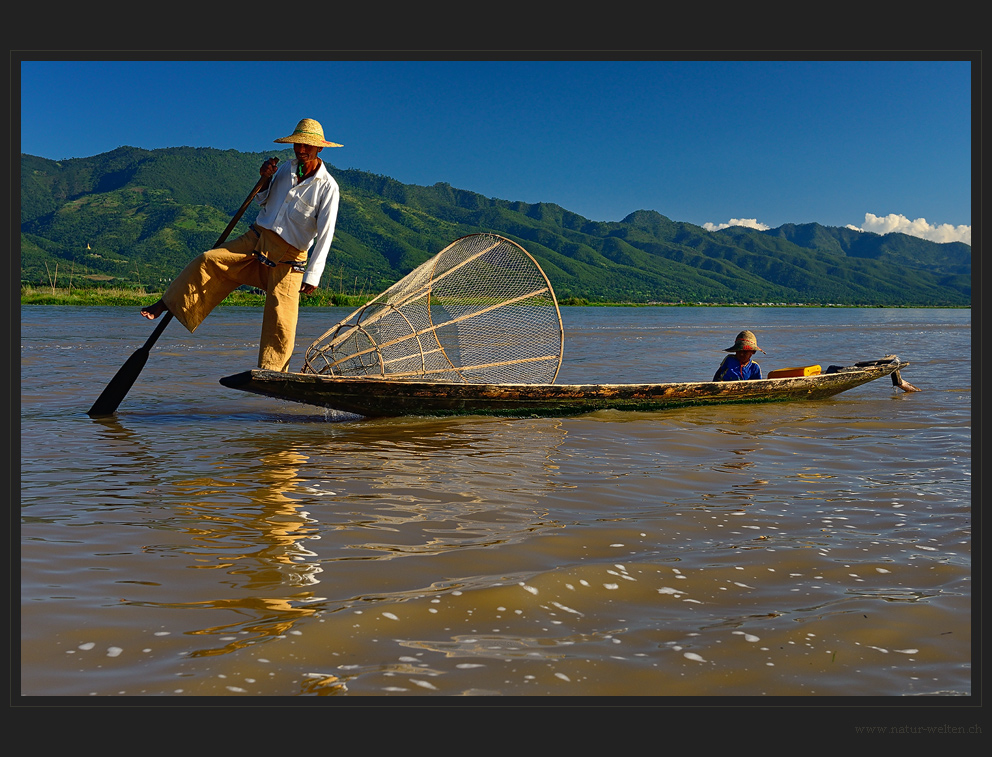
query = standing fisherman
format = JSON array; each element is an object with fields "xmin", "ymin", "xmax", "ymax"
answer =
[{"xmin": 141, "ymin": 118, "xmax": 342, "ymax": 372}]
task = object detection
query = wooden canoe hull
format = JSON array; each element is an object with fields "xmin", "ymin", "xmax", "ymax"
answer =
[{"xmin": 220, "ymin": 357, "xmax": 910, "ymax": 418}]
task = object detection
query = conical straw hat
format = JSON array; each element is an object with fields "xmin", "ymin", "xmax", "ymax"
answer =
[
  {"xmin": 723, "ymin": 330, "xmax": 765, "ymax": 353},
  {"xmin": 274, "ymin": 118, "xmax": 342, "ymax": 147}
]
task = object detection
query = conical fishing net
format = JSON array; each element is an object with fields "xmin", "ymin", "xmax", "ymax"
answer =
[{"xmin": 302, "ymin": 233, "xmax": 564, "ymax": 384}]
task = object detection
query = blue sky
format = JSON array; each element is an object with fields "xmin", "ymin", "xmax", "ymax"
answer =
[{"xmin": 19, "ymin": 58, "xmax": 972, "ymax": 244}]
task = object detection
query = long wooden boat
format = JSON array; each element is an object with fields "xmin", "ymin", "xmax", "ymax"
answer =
[{"xmin": 219, "ymin": 356, "xmax": 916, "ymax": 418}]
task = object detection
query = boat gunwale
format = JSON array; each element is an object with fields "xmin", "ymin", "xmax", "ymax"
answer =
[{"xmin": 219, "ymin": 359, "xmax": 909, "ymax": 417}]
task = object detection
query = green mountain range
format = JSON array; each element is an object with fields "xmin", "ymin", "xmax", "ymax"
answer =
[{"xmin": 20, "ymin": 146, "xmax": 971, "ymax": 306}]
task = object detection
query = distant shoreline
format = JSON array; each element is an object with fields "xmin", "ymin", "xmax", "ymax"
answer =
[
  {"xmin": 19, "ymin": 286, "xmax": 369, "ymax": 309},
  {"xmin": 19, "ymin": 287, "xmax": 967, "ymax": 309}
]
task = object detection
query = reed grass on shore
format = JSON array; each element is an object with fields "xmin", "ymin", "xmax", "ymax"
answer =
[
  {"xmin": 19, "ymin": 285, "xmax": 371, "ymax": 308},
  {"xmin": 20, "ymin": 285, "xmax": 961, "ymax": 309}
]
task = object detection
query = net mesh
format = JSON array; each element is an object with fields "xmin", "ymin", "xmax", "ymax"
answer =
[{"xmin": 302, "ymin": 233, "xmax": 564, "ymax": 384}]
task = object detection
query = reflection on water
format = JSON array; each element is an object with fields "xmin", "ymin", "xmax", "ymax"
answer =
[
  {"xmin": 19, "ymin": 306, "xmax": 971, "ymax": 700},
  {"xmin": 35, "ymin": 413, "xmax": 573, "ymax": 667},
  {"xmin": 82, "ymin": 419, "xmax": 323, "ymax": 656},
  {"xmin": 160, "ymin": 446, "xmax": 321, "ymax": 588},
  {"xmin": 297, "ymin": 418, "xmax": 568, "ymax": 562}
]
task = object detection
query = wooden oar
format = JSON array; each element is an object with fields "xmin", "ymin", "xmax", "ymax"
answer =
[{"xmin": 87, "ymin": 174, "xmax": 270, "ymax": 417}]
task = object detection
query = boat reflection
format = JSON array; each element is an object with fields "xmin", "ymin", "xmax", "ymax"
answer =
[{"xmin": 85, "ymin": 414, "xmax": 571, "ymax": 657}]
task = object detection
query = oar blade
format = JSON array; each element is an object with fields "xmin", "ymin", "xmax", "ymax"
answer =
[
  {"xmin": 87, "ymin": 348, "xmax": 150, "ymax": 417},
  {"xmin": 86, "ymin": 176, "xmax": 265, "ymax": 416}
]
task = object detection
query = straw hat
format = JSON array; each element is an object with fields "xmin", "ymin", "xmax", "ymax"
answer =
[
  {"xmin": 724, "ymin": 330, "xmax": 765, "ymax": 353},
  {"xmin": 274, "ymin": 118, "xmax": 342, "ymax": 147}
]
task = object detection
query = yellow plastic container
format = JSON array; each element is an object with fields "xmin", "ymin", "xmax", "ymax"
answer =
[{"xmin": 767, "ymin": 365, "xmax": 821, "ymax": 379}]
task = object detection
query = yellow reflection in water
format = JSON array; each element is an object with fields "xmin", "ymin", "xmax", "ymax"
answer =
[{"xmin": 146, "ymin": 445, "xmax": 323, "ymax": 655}]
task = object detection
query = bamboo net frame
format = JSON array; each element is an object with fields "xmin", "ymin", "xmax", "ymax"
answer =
[{"xmin": 302, "ymin": 233, "xmax": 564, "ymax": 384}]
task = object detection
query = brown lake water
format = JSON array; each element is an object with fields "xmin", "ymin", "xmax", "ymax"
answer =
[{"xmin": 18, "ymin": 305, "xmax": 972, "ymax": 708}]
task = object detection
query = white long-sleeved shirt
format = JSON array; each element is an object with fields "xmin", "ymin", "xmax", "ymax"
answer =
[{"xmin": 254, "ymin": 159, "xmax": 340, "ymax": 288}]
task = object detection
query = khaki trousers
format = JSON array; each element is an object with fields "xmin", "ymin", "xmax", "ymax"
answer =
[{"xmin": 162, "ymin": 226, "xmax": 306, "ymax": 372}]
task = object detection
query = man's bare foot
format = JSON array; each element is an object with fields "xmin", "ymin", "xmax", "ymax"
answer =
[{"xmin": 140, "ymin": 299, "xmax": 168, "ymax": 320}]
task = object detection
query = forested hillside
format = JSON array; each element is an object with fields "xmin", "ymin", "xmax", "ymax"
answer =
[{"xmin": 20, "ymin": 147, "xmax": 971, "ymax": 306}]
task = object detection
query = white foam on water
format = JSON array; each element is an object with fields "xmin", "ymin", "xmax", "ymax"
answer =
[{"xmin": 732, "ymin": 631, "xmax": 760, "ymax": 642}]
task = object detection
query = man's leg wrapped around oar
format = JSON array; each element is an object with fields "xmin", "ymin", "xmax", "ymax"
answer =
[{"xmin": 162, "ymin": 225, "xmax": 307, "ymax": 372}]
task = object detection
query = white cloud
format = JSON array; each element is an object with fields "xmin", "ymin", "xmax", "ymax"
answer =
[
  {"xmin": 704, "ymin": 212, "xmax": 972, "ymax": 246},
  {"xmin": 856, "ymin": 213, "xmax": 971, "ymax": 245},
  {"xmin": 702, "ymin": 218, "xmax": 770, "ymax": 232}
]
